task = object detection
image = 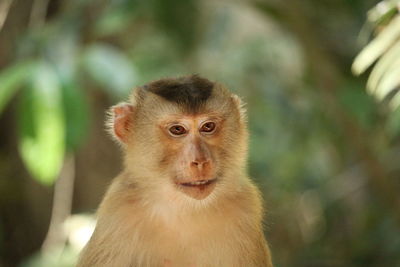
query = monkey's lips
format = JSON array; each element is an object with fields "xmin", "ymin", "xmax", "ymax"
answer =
[{"xmin": 176, "ymin": 178, "xmax": 217, "ymax": 200}]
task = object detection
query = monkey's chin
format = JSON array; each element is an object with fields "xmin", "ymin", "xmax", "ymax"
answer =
[{"xmin": 175, "ymin": 178, "xmax": 217, "ymax": 200}]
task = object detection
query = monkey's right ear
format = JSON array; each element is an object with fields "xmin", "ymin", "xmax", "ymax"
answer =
[{"xmin": 107, "ymin": 103, "xmax": 135, "ymax": 144}]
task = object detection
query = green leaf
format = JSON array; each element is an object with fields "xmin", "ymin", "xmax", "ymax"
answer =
[
  {"xmin": 61, "ymin": 82, "xmax": 89, "ymax": 151},
  {"xmin": 388, "ymin": 89, "xmax": 400, "ymax": 110},
  {"xmin": 0, "ymin": 61, "xmax": 35, "ymax": 114},
  {"xmin": 82, "ymin": 44, "xmax": 137, "ymax": 99},
  {"xmin": 18, "ymin": 62, "xmax": 65, "ymax": 185},
  {"xmin": 367, "ymin": 41, "xmax": 400, "ymax": 94},
  {"xmin": 367, "ymin": 0, "xmax": 398, "ymax": 26},
  {"xmin": 352, "ymin": 15, "xmax": 400, "ymax": 75},
  {"xmin": 374, "ymin": 59, "xmax": 400, "ymax": 101}
]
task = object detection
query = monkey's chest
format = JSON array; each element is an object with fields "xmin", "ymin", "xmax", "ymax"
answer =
[{"xmin": 127, "ymin": 220, "xmax": 248, "ymax": 267}]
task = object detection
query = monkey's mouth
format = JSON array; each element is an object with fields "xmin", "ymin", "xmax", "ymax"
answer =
[
  {"xmin": 180, "ymin": 178, "xmax": 216, "ymax": 187},
  {"xmin": 176, "ymin": 178, "xmax": 217, "ymax": 200}
]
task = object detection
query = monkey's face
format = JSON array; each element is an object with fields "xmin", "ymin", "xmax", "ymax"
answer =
[
  {"xmin": 156, "ymin": 114, "xmax": 223, "ymax": 200},
  {"xmin": 109, "ymin": 76, "xmax": 247, "ymax": 202}
]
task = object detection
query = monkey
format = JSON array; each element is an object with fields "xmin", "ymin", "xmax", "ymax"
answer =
[{"xmin": 77, "ymin": 75, "xmax": 273, "ymax": 267}]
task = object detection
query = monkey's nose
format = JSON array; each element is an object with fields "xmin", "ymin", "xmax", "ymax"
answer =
[{"xmin": 191, "ymin": 159, "xmax": 210, "ymax": 170}]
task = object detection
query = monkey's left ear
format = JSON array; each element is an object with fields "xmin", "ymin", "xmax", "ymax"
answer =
[
  {"xmin": 107, "ymin": 102, "xmax": 135, "ymax": 144},
  {"xmin": 231, "ymin": 94, "xmax": 247, "ymax": 121}
]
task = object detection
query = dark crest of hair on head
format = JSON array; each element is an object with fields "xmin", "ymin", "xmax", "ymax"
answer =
[{"xmin": 144, "ymin": 75, "xmax": 214, "ymax": 113}]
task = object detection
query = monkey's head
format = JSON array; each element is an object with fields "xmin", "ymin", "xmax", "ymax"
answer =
[{"xmin": 108, "ymin": 75, "xmax": 248, "ymax": 202}]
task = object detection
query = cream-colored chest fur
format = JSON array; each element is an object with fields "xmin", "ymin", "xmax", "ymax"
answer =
[
  {"xmin": 126, "ymin": 214, "xmax": 253, "ymax": 266},
  {"xmin": 79, "ymin": 182, "xmax": 270, "ymax": 267},
  {"xmin": 94, "ymin": 203, "xmax": 259, "ymax": 266}
]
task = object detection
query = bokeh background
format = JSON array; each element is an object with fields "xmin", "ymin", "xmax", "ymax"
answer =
[{"xmin": 1, "ymin": 0, "xmax": 400, "ymax": 266}]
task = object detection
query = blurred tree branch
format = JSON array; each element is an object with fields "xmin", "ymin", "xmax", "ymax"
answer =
[
  {"xmin": 0, "ymin": 0, "xmax": 13, "ymax": 32},
  {"xmin": 42, "ymin": 155, "xmax": 75, "ymax": 254},
  {"xmin": 254, "ymin": 0, "xmax": 400, "ymax": 223}
]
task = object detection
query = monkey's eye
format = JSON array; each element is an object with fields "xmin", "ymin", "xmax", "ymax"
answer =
[
  {"xmin": 200, "ymin": 122, "xmax": 216, "ymax": 133},
  {"xmin": 169, "ymin": 125, "xmax": 187, "ymax": 136}
]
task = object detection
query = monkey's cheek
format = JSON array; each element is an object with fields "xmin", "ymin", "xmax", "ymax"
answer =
[{"xmin": 176, "ymin": 181, "xmax": 217, "ymax": 200}]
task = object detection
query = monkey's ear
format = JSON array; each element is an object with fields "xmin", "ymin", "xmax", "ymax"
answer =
[
  {"xmin": 231, "ymin": 94, "xmax": 247, "ymax": 121},
  {"xmin": 107, "ymin": 102, "xmax": 135, "ymax": 144}
]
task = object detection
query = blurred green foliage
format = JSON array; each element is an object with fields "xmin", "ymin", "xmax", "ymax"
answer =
[
  {"xmin": 353, "ymin": 0, "xmax": 400, "ymax": 109},
  {"xmin": 0, "ymin": 0, "xmax": 400, "ymax": 266},
  {"xmin": 18, "ymin": 61, "xmax": 65, "ymax": 185}
]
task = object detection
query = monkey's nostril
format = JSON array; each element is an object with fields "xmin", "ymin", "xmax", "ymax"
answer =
[{"xmin": 191, "ymin": 160, "xmax": 211, "ymax": 169}]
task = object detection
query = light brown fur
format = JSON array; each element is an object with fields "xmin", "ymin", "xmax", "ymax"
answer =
[{"xmin": 78, "ymin": 76, "xmax": 273, "ymax": 267}]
